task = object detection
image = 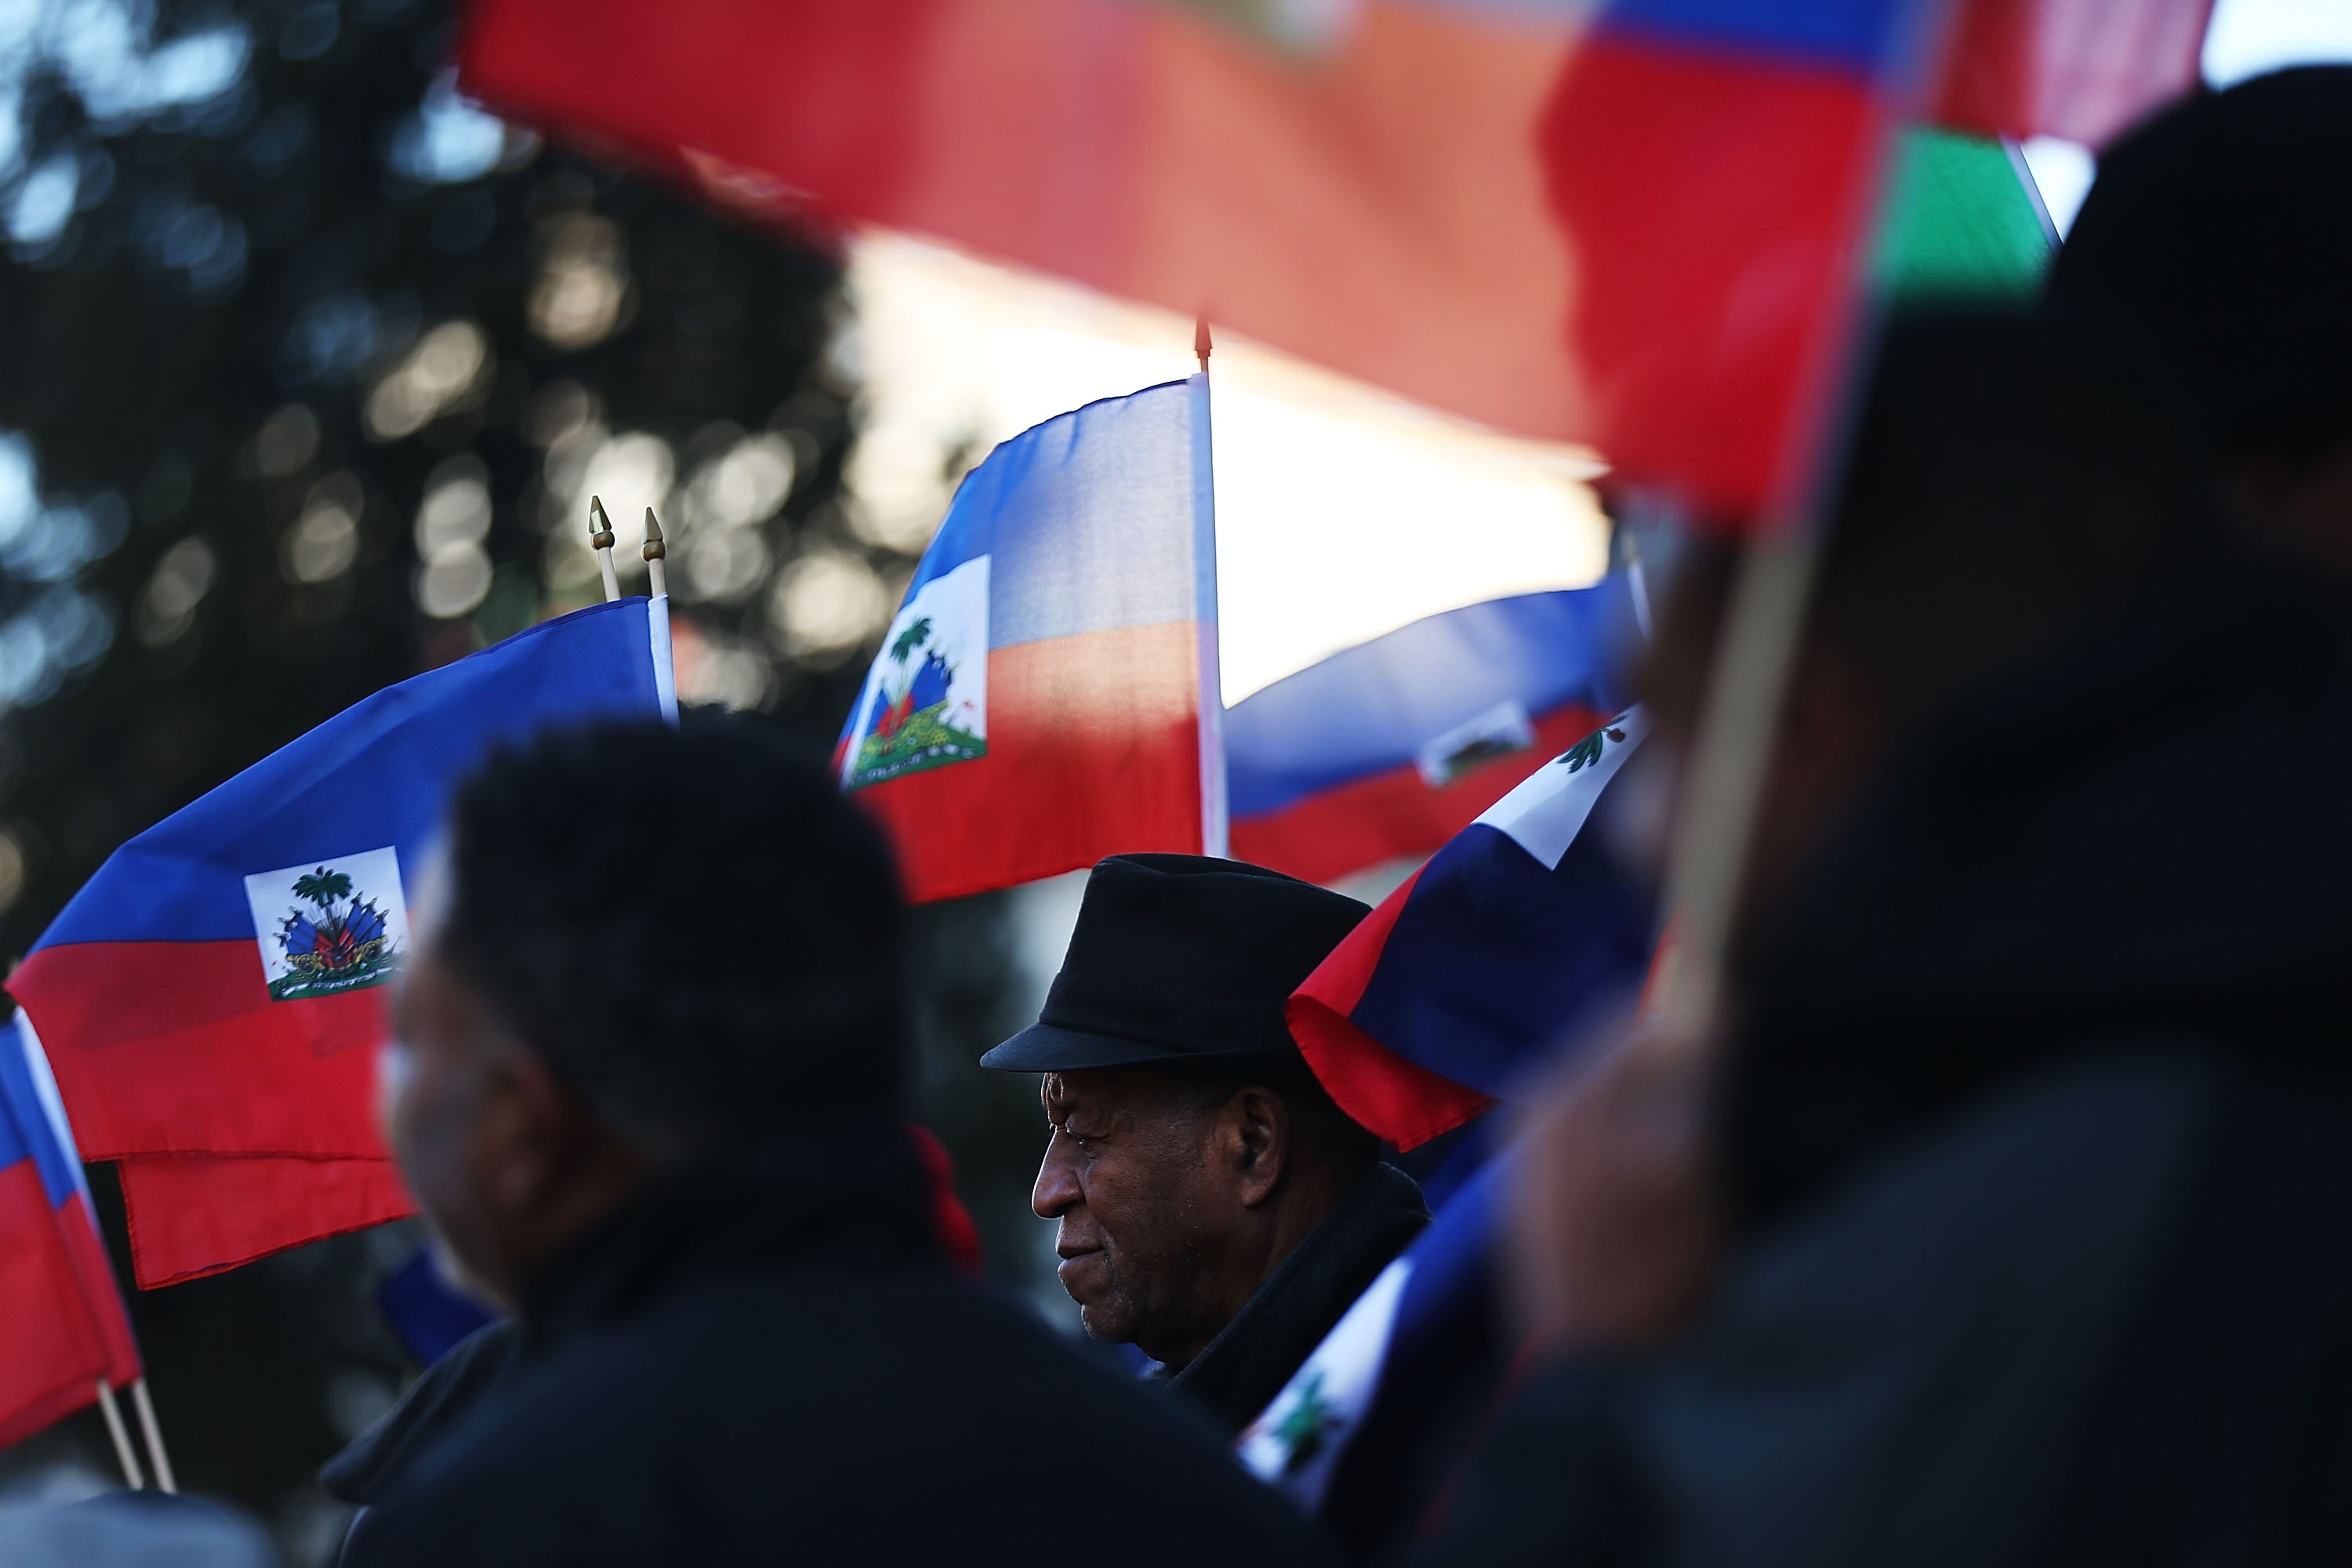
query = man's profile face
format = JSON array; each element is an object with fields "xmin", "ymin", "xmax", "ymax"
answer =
[{"xmin": 1032, "ymin": 1069, "xmax": 1240, "ymax": 1364}]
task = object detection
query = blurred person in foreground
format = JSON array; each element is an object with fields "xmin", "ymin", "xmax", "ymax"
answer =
[
  {"xmin": 2049, "ymin": 66, "xmax": 2352, "ymax": 572},
  {"xmin": 982, "ymin": 855, "xmax": 1428, "ymax": 1434},
  {"xmin": 1411, "ymin": 310, "xmax": 2352, "ymax": 1566},
  {"xmin": 349, "ymin": 717, "xmax": 1334, "ymax": 1567}
]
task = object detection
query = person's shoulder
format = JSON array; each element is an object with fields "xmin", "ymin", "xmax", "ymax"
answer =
[
  {"xmin": 321, "ymin": 1317, "xmax": 522, "ymax": 1504},
  {"xmin": 374, "ymin": 1269, "xmax": 1338, "ymax": 1566}
]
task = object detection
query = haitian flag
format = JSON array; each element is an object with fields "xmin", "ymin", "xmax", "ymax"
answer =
[
  {"xmin": 837, "ymin": 378, "xmax": 1220, "ymax": 902},
  {"xmin": 1239, "ymin": 1152, "xmax": 1508, "ymax": 1552},
  {"xmin": 457, "ymin": 0, "xmax": 2209, "ymax": 517},
  {"xmin": 1289, "ymin": 707, "xmax": 1653, "ymax": 1151},
  {"xmin": 0, "ymin": 1011, "xmax": 140, "ymax": 1448},
  {"xmin": 8, "ymin": 597, "xmax": 678, "ymax": 1287},
  {"xmin": 1226, "ymin": 578, "xmax": 1640, "ymax": 887}
]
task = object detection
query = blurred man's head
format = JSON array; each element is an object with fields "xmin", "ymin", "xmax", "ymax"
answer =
[
  {"xmin": 1643, "ymin": 311, "xmax": 2226, "ymax": 958},
  {"xmin": 2046, "ymin": 67, "xmax": 2352, "ymax": 568},
  {"xmin": 382, "ymin": 713, "xmax": 909, "ymax": 1309},
  {"xmin": 980, "ymin": 854, "xmax": 1375, "ymax": 1367}
]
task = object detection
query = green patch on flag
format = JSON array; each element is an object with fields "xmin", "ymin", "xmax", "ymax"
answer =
[
  {"xmin": 1874, "ymin": 127, "xmax": 2054, "ymax": 303},
  {"xmin": 848, "ymin": 703, "xmax": 987, "ymax": 787}
]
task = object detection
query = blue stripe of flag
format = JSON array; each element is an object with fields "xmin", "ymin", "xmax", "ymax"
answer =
[{"xmin": 909, "ymin": 379, "xmax": 1206, "ymax": 650}]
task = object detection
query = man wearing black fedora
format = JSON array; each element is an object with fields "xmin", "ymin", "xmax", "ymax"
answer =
[{"xmin": 982, "ymin": 853, "xmax": 1430, "ymax": 1435}]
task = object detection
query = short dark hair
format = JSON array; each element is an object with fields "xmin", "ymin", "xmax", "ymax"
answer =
[
  {"xmin": 2047, "ymin": 66, "xmax": 2352, "ymax": 463},
  {"xmin": 440, "ymin": 710, "xmax": 909, "ymax": 1156},
  {"xmin": 1656, "ymin": 310, "xmax": 2227, "ymax": 724}
]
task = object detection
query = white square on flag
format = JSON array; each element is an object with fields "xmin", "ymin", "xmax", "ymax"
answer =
[
  {"xmin": 844, "ymin": 555, "xmax": 991, "ymax": 791},
  {"xmin": 242, "ymin": 847, "xmax": 412, "ymax": 1003}
]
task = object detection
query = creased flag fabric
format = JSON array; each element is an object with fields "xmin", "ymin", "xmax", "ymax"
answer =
[
  {"xmin": 1227, "ymin": 579, "xmax": 1639, "ymax": 887},
  {"xmin": 837, "ymin": 379, "xmax": 1219, "ymax": 902},
  {"xmin": 8, "ymin": 597, "xmax": 677, "ymax": 1287},
  {"xmin": 0, "ymin": 1011, "xmax": 139, "ymax": 1449},
  {"xmin": 470, "ymin": 0, "xmax": 1961, "ymax": 516},
  {"xmin": 1290, "ymin": 709, "xmax": 1653, "ymax": 1151},
  {"xmin": 1933, "ymin": 0, "xmax": 2212, "ymax": 147}
]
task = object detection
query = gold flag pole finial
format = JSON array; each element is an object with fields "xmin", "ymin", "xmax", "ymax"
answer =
[
  {"xmin": 588, "ymin": 495, "xmax": 621, "ymax": 603},
  {"xmin": 642, "ymin": 507, "xmax": 668, "ymax": 599}
]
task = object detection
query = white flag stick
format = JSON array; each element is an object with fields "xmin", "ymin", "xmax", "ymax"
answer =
[
  {"xmin": 129, "ymin": 1376, "xmax": 176, "ymax": 1494},
  {"xmin": 95, "ymin": 1379, "xmax": 144, "ymax": 1490},
  {"xmin": 1189, "ymin": 318, "xmax": 1229, "ymax": 860},
  {"xmin": 1654, "ymin": 528, "xmax": 1820, "ymax": 1039},
  {"xmin": 642, "ymin": 508, "xmax": 669, "ymax": 600},
  {"xmin": 589, "ymin": 495, "xmax": 622, "ymax": 604}
]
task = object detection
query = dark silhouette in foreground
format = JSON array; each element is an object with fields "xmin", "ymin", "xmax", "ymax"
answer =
[
  {"xmin": 350, "ymin": 717, "xmax": 1334, "ymax": 1567},
  {"xmin": 1416, "ymin": 310, "xmax": 2352, "ymax": 1566}
]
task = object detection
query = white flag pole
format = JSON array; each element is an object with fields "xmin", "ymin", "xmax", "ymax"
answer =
[
  {"xmin": 129, "ymin": 1376, "xmax": 176, "ymax": 1493},
  {"xmin": 94, "ymin": 1379, "xmax": 144, "ymax": 1490},
  {"xmin": 588, "ymin": 495, "xmax": 622, "ymax": 604},
  {"xmin": 1191, "ymin": 318, "xmax": 1229, "ymax": 860},
  {"xmin": 643, "ymin": 507, "xmax": 679, "ymax": 723},
  {"xmin": 1653, "ymin": 532, "xmax": 1820, "ymax": 1037},
  {"xmin": 641, "ymin": 508, "xmax": 669, "ymax": 600}
]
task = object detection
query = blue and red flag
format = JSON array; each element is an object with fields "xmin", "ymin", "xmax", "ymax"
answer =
[
  {"xmin": 1239, "ymin": 1148, "xmax": 1508, "ymax": 1551},
  {"xmin": 1227, "ymin": 579, "xmax": 1640, "ymax": 887},
  {"xmin": 837, "ymin": 378, "xmax": 1221, "ymax": 902},
  {"xmin": 0, "ymin": 1011, "xmax": 140, "ymax": 1449},
  {"xmin": 1289, "ymin": 708, "xmax": 1654, "ymax": 1151},
  {"xmin": 456, "ymin": 0, "xmax": 2205, "ymax": 517},
  {"xmin": 8, "ymin": 597, "xmax": 677, "ymax": 1287}
]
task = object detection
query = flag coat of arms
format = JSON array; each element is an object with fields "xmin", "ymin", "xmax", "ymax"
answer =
[
  {"xmin": 1225, "ymin": 578, "xmax": 1639, "ymax": 886},
  {"xmin": 838, "ymin": 376, "xmax": 1221, "ymax": 902},
  {"xmin": 8, "ymin": 597, "xmax": 677, "ymax": 1287}
]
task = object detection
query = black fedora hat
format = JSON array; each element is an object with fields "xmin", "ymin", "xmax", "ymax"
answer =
[{"xmin": 981, "ymin": 853, "xmax": 1369, "ymax": 1075}]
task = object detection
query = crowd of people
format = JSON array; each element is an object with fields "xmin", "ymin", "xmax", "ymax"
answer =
[{"xmin": 7, "ymin": 62, "xmax": 2352, "ymax": 1568}]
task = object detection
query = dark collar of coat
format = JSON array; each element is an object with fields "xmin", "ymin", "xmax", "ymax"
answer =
[{"xmin": 1166, "ymin": 1161, "xmax": 1429, "ymax": 1437}]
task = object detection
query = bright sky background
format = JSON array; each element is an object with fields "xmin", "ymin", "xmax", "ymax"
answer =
[
  {"xmin": 841, "ymin": 236, "xmax": 1611, "ymax": 709},
  {"xmin": 2021, "ymin": 0, "xmax": 2352, "ymax": 237}
]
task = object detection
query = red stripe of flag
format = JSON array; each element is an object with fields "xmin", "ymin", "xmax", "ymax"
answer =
[
  {"xmin": 16, "ymin": 942, "xmax": 389, "ymax": 1162},
  {"xmin": 118, "ymin": 1155, "xmax": 413, "ymax": 1290},
  {"xmin": 1287, "ymin": 868, "xmax": 1498, "ymax": 1152},
  {"xmin": 1232, "ymin": 702, "xmax": 1608, "ymax": 887},
  {"xmin": 0, "ymin": 1160, "xmax": 111, "ymax": 1447},
  {"xmin": 849, "ymin": 624, "xmax": 1207, "ymax": 903}
]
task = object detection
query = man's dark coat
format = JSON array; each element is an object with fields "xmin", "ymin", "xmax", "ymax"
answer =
[
  {"xmin": 349, "ymin": 1120, "xmax": 1336, "ymax": 1567},
  {"xmin": 1166, "ymin": 1161, "xmax": 1429, "ymax": 1436}
]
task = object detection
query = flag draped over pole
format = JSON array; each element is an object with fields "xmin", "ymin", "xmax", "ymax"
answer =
[
  {"xmin": 8, "ymin": 597, "xmax": 679, "ymax": 1287},
  {"xmin": 0, "ymin": 1010, "xmax": 141, "ymax": 1451},
  {"xmin": 1225, "ymin": 578, "xmax": 1640, "ymax": 886},
  {"xmin": 837, "ymin": 377, "xmax": 1221, "ymax": 902},
  {"xmin": 1288, "ymin": 707, "xmax": 1656, "ymax": 1151}
]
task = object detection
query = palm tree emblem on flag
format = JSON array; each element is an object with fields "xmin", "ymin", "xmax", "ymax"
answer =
[
  {"xmin": 845, "ymin": 556, "xmax": 990, "ymax": 791},
  {"xmin": 270, "ymin": 867, "xmax": 397, "ymax": 1000},
  {"xmin": 242, "ymin": 846, "xmax": 412, "ymax": 1004}
]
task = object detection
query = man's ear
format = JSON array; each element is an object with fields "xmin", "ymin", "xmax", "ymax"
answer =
[
  {"xmin": 476, "ymin": 1042, "xmax": 655, "ymax": 1272},
  {"xmin": 477, "ymin": 1044, "xmax": 574, "ymax": 1218},
  {"xmin": 1228, "ymin": 1086, "xmax": 1291, "ymax": 1209}
]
